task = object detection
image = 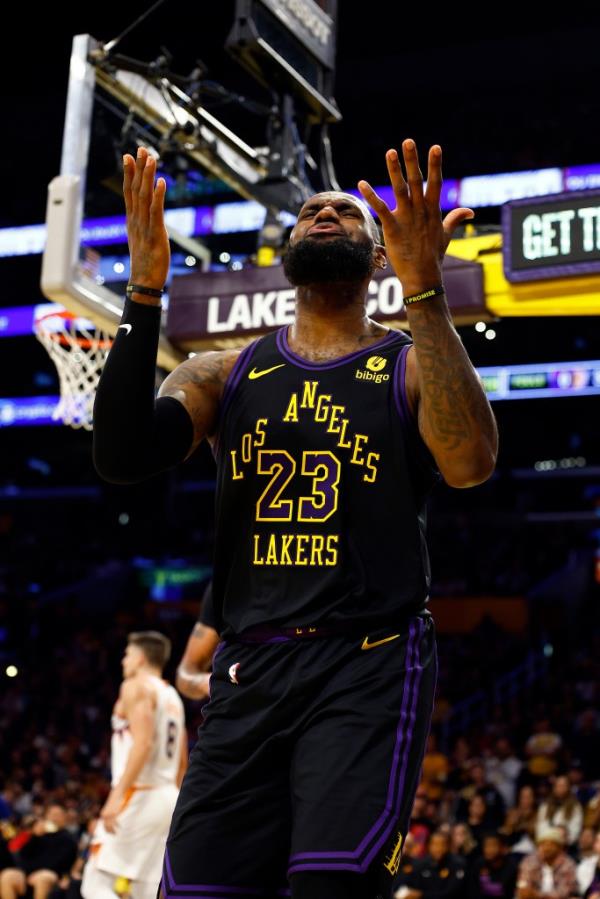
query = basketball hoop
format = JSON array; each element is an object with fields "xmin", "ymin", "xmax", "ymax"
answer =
[{"xmin": 34, "ymin": 310, "xmax": 113, "ymax": 431}]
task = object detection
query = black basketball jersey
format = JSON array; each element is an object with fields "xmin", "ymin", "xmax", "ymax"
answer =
[{"xmin": 210, "ymin": 324, "xmax": 442, "ymax": 638}]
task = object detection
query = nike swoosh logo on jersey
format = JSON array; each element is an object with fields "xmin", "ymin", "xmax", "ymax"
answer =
[
  {"xmin": 118, "ymin": 324, "xmax": 132, "ymax": 335},
  {"xmin": 248, "ymin": 364, "xmax": 286, "ymax": 380},
  {"xmin": 361, "ymin": 633, "xmax": 401, "ymax": 651}
]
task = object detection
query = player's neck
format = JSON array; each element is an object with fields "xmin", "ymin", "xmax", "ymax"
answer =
[
  {"xmin": 134, "ymin": 665, "xmax": 162, "ymax": 679},
  {"xmin": 291, "ymin": 288, "xmax": 385, "ymax": 349}
]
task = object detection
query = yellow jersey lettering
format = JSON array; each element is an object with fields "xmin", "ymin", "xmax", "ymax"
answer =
[
  {"xmin": 280, "ymin": 534, "xmax": 294, "ymax": 565},
  {"xmin": 300, "ymin": 380, "xmax": 319, "ymax": 409},
  {"xmin": 241, "ymin": 432, "xmax": 253, "ymax": 463},
  {"xmin": 364, "ymin": 451, "xmax": 380, "ymax": 483},
  {"xmin": 350, "ymin": 433, "xmax": 369, "ymax": 466},
  {"xmin": 326, "ymin": 404, "xmax": 345, "ymax": 435},
  {"xmin": 295, "ymin": 534, "xmax": 310, "ymax": 565},
  {"xmin": 266, "ymin": 533, "xmax": 278, "ymax": 565},
  {"xmin": 230, "ymin": 449, "xmax": 244, "ymax": 480},
  {"xmin": 326, "ymin": 534, "xmax": 339, "ymax": 566},
  {"xmin": 309, "ymin": 534, "xmax": 325, "ymax": 566},
  {"xmin": 253, "ymin": 534, "xmax": 264, "ymax": 565},
  {"xmin": 283, "ymin": 393, "xmax": 299, "ymax": 422},
  {"xmin": 314, "ymin": 393, "xmax": 331, "ymax": 423},
  {"xmin": 254, "ymin": 418, "xmax": 268, "ymax": 447},
  {"xmin": 336, "ymin": 418, "xmax": 352, "ymax": 449}
]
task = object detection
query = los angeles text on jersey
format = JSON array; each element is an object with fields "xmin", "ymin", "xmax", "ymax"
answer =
[{"xmin": 228, "ymin": 380, "xmax": 381, "ymax": 567}]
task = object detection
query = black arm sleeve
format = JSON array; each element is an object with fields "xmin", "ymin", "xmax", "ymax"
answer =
[{"xmin": 92, "ymin": 297, "xmax": 194, "ymax": 485}]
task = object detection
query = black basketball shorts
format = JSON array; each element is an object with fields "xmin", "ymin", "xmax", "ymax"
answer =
[{"xmin": 159, "ymin": 610, "xmax": 437, "ymax": 899}]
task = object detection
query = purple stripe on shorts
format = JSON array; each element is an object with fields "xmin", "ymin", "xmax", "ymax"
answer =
[
  {"xmin": 276, "ymin": 325, "xmax": 401, "ymax": 370},
  {"xmin": 361, "ymin": 616, "xmax": 425, "ymax": 868},
  {"xmin": 287, "ymin": 617, "xmax": 425, "ymax": 873},
  {"xmin": 162, "ymin": 848, "xmax": 267, "ymax": 895}
]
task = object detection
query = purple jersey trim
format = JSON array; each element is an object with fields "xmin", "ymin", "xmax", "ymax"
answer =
[
  {"xmin": 213, "ymin": 338, "xmax": 261, "ymax": 457},
  {"xmin": 276, "ymin": 325, "xmax": 402, "ymax": 370},
  {"xmin": 287, "ymin": 616, "xmax": 426, "ymax": 874},
  {"xmin": 392, "ymin": 345, "xmax": 441, "ymax": 479}
]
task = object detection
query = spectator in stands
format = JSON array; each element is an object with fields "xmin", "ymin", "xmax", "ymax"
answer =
[
  {"xmin": 394, "ymin": 831, "xmax": 466, "ymax": 899},
  {"xmin": 0, "ymin": 804, "xmax": 77, "ymax": 899},
  {"xmin": 537, "ymin": 775, "xmax": 583, "ymax": 849},
  {"xmin": 485, "ymin": 737, "xmax": 523, "ymax": 809},
  {"xmin": 450, "ymin": 822, "xmax": 479, "ymax": 872},
  {"xmin": 524, "ymin": 719, "xmax": 563, "ymax": 782},
  {"xmin": 516, "ymin": 826, "xmax": 578, "ymax": 899},
  {"xmin": 447, "ymin": 738, "xmax": 475, "ymax": 793},
  {"xmin": 585, "ymin": 792, "xmax": 600, "ymax": 832},
  {"xmin": 456, "ymin": 761, "xmax": 506, "ymax": 829},
  {"xmin": 466, "ymin": 795, "xmax": 491, "ymax": 852},
  {"xmin": 467, "ymin": 832, "xmax": 518, "ymax": 899},
  {"xmin": 421, "ymin": 733, "xmax": 450, "ymax": 801},
  {"xmin": 502, "ymin": 784, "xmax": 539, "ymax": 856},
  {"xmin": 577, "ymin": 830, "xmax": 600, "ymax": 897},
  {"xmin": 409, "ymin": 790, "xmax": 437, "ymax": 858}
]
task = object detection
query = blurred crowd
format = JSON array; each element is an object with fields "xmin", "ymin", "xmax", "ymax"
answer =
[{"xmin": 0, "ymin": 590, "xmax": 598, "ymax": 898}]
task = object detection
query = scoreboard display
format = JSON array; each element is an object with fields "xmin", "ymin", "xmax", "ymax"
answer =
[
  {"xmin": 226, "ymin": 0, "xmax": 340, "ymax": 122},
  {"xmin": 502, "ymin": 189, "xmax": 600, "ymax": 283}
]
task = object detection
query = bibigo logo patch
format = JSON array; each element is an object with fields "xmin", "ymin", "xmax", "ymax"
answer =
[{"xmin": 355, "ymin": 354, "xmax": 390, "ymax": 383}]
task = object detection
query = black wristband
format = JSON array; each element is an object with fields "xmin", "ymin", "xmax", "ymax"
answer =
[
  {"xmin": 126, "ymin": 283, "xmax": 165, "ymax": 298},
  {"xmin": 403, "ymin": 284, "xmax": 445, "ymax": 305}
]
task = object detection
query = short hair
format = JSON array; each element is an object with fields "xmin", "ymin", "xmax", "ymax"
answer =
[
  {"xmin": 429, "ymin": 830, "xmax": 450, "ymax": 844},
  {"xmin": 483, "ymin": 831, "xmax": 507, "ymax": 846},
  {"xmin": 128, "ymin": 631, "xmax": 171, "ymax": 670}
]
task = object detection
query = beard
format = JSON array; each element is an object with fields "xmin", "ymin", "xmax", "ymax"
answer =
[{"xmin": 283, "ymin": 235, "xmax": 376, "ymax": 286}]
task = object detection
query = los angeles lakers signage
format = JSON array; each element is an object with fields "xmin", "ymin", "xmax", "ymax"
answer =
[
  {"xmin": 502, "ymin": 189, "xmax": 600, "ymax": 283},
  {"xmin": 167, "ymin": 256, "xmax": 486, "ymax": 351}
]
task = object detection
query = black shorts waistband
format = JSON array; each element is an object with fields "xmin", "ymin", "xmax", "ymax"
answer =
[{"xmin": 229, "ymin": 607, "xmax": 431, "ymax": 644}]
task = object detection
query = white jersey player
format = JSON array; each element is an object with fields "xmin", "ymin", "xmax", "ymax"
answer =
[{"xmin": 82, "ymin": 631, "xmax": 186, "ymax": 899}]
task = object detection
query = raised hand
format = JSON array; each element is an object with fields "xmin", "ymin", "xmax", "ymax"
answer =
[
  {"xmin": 357, "ymin": 140, "xmax": 475, "ymax": 295},
  {"xmin": 122, "ymin": 146, "xmax": 170, "ymax": 291}
]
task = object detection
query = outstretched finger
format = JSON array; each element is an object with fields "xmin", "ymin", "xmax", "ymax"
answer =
[
  {"xmin": 385, "ymin": 147, "xmax": 412, "ymax": 212},
  {"xmin": 123, "ymin": 155, "xmax": 134, "ymax": 217},
  {"xmin": 357, "ymin": 180, "xmax": 393, "ymax": 226},
  {"xmin": 425, "ymin": 144, "xmax": 443, "ymax": 209},
  {"xmin": 149, "ymin": 177, "xmax": 167, "ymax": 231},
  {"xmin": 400, "ymin": 140, "xmax": 424, "ymax": 208},
  {"xmin": 130, "ymin": 147, "xmax": 148, "ymax": 216},
  {"xmin": 138, "ymin": 154, "xmax": 156, "ymax": 222}
]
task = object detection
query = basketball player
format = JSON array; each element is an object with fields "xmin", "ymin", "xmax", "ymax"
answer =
[
  {"xmin": 93, "ymin": 138, "xmax": 498, "ymax": 899},
  {"xmin": 81, "ymin": 631, "xmax": 186, "ymax": 899},
  {"xmin": 175, "ymin": 582, "xmax": 220, "ymax": 700}
]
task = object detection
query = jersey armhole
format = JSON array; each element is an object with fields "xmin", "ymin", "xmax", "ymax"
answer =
[
  {"xmin": 212, "ymin": 336, "xmax": 262, "ymax": 457},
  {"xmin": 393, "ymin": 345, "xmax": 443, "ymax": 484}
]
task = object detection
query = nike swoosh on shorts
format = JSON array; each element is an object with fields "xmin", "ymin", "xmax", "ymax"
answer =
[{"xmin": 361, "ymin": 633, "xmax": 401, "ymax": 650}]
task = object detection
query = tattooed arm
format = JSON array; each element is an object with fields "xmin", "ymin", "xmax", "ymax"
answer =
[
  {"xmin": 92, "ymin": 302, "xmax": 241, "ymax": 484},
  {"xmin": 404, "ymin": 296, "xmax": 498, "ymax": 488},
  {"xmin": 357, "ymin": 139, "xmax": 498, "ymax": 489},
  {"xmin": 158, "ymin": 348, "xmax": 242, "ymax": 457}
]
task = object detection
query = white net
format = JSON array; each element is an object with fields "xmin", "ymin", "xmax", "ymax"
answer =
[{"xmin": 34, "ymin": 310, "xmax": 113, "ymax": 431}]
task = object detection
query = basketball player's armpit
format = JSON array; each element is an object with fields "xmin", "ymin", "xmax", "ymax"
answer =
[
  {"xmin": 158, "ymin": 348, "xmax": 240, "ymax": 451},
  {"xmin": 92, "ymin": 298, "xmax": 195, "ymax": 484}
]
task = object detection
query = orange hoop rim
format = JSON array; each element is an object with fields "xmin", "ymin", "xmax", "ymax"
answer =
[{"xmin": 34, "ymin": 310, "xmax": 114, "ymax": 350}]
